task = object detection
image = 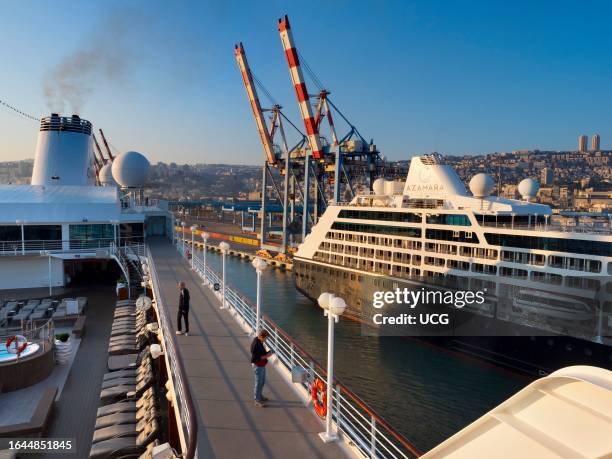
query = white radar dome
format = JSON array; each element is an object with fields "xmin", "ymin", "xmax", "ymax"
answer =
[
  {"xmin": 372, "ymin": 178, "xmax": 386, "ymax": 195},
  {"xmin": 112, "ymin": 151, "xmax": 150, "ymax": 188},
  {"xmin": 469, "ymin": 173, "xmax": 495, "ymax": 198},
  {"xmin": 99, "ymin": 163, "xmax": 116, "ymax": 186},
  {"xmin": 518, "ymin": 178, "xmax": 540, "ymax": 201}
]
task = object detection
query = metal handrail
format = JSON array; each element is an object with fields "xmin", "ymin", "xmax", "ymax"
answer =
[
  {"xmin": 0, "ymin": 237, "xmax": 146, "ymax": 255},
  {"xmin": 187, "ymin": 244, "xmax": 421, "ymax": 459},
  {"xmin": 146, "ymin": 246, "xmax": 197, "ymax": 459},
  {"xmin": 479, "ymin": 221, "xmax": 612, "ymax": 234},
  {"xmin": 0, "ymin": 318, "xmax": 55, "ymax": 356}
]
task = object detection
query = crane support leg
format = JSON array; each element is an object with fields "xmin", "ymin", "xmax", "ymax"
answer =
[
  {"xmin": 302, "ymin": 154, "xmax": 310, "ymax": 239},
  {"xmin": 282, "ymin": 154, "xmax": 290, "ymax": 253},
  {"xmin": 260, "ymin": 162, "xmax": 267, "ymax": 245},
  {"xmin": 333, "ymin": 146, "xmax": 342, "ymax": 204}
]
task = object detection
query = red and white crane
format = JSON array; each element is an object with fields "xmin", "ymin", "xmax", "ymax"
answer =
[
  {"xmin": 235, "ymin": 42, "xmax": 278, "ymax": 165},
  {"xmin": 278, "ymin": 15, "xmax": 325, "ymax": 160}
]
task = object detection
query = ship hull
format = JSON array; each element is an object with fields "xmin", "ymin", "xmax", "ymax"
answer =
[{"xmin": 293, "ymin": 258, "xmax": 612, "ymax": 375}]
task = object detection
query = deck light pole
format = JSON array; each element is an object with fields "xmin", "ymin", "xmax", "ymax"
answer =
[
  {"xmin": 41, "ymin": 250, "xmax": 52, "ymax": 295},
  {"xmin": 180, "ymin": 222, "xmax": 186, "ymax": 257},
  {"xmin": 16, "ymin": 220, "xmax": 25, "ymax": 255},
  {"xmin": 317, "ymin": 292, "xmax": 346, "ymax": 443},
  {"xmin": 251, "ymin": 257, "xmax": 267, "ymax": 335},
  {"xmin": 201, "ymin": 232, "xmax": 210, "ymax": 282},
  {"xmin": 110, "ymin": 219, "xmax": 119, "ymax": 247},
  {"xmin": 190, "ymin": 225, "xmax": 197, "ymax": 269},
  {"xmin": 219, "ymin": 242, "xmax": 230, "ymax": 309}
]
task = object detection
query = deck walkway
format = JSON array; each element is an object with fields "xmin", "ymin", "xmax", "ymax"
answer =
[{"xmin": 149, "ymin": 238, "xmax": 347, "ymax": 459}]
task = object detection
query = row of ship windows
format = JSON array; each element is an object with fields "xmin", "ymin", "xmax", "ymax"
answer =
[
  {"xmin": 312, "ymin": 251, "xmax": 603, "ymax": 290},
  {"xmin": 337, "ymin": 209, "xmax": 472, "ymax": 226},
  {"xmin": 329, "ymin": 219, "xmax": 612, "ymax": 258},
  {"xmin": 322, "ymin": 234, "xmax": 603, "ymax": 273}
]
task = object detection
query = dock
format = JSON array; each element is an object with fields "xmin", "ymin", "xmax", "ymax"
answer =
[{"xmin": 148, "ymin": 238, "xmax": 346, "ymax": 459}]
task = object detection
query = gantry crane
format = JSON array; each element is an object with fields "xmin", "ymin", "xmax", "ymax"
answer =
[
  {"xmin": 278, "ymin": 15, "xmax": 381, "ymax": 216},
  {"xmin": 235, "ymin": 42, "xmax": 308, "ymax": 252},
  {"xmin": 236, "ymin": 15, "xmax": 383, "ymax": 250}
]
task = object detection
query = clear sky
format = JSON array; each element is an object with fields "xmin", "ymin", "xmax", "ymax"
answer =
[{"xmin": 1, "ymin": 0, "xmax": 611, "ymax": 164}]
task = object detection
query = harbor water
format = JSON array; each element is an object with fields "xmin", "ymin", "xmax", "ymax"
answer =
[{"xmin": 199, "ymin": 248, "xmax": 527, "ymax": 452}]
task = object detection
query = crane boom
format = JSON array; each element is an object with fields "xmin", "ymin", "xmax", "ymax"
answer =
[
  {"xmin": 234, "ymin": 42, "xmax": 277, "ymax": 165},
  {"xmin": 92, "ymin": 134, "xmax": 108, "ymax": 164},
  {"xmin": 98, "ymin": 129, "xmax": 115, "ymax": 161},
  {"xmin": 278, "ymin": 15, "xmax": 324, "ymax": 160}
]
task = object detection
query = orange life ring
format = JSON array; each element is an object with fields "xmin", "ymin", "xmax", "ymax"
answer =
[
  {"xmin": 5, "ymin": 335, "xmax": 28, "ymax": 355},
  {"xmin": 311, "ymin": 378, "xmax": 327, "ymax": 418}
]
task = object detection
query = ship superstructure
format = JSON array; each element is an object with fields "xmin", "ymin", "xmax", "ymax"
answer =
[{"xmin": 294, "ymin": 154, "xmax": 612, "ymax": 350}]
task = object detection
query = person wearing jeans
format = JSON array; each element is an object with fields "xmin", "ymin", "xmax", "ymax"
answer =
[
  {"xmin": 176, "ymin": 281, "xmax": 190, "ymax": 335},
  {"xmin": 250, "ymin": 330, "xmax": 273, "ymax": 407}
]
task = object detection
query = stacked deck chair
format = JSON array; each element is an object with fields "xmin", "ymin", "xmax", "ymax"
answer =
[
  {"xmin": 12, "ymin": 300, "xmax": 37, "ymax": 323},
  {"xmin": 52, "ymin": 298, "xmax": 71, "ymax": 320},
  {"xmin": 106, "ymin": 298, "xmax": 155, "ymax": 371},
  {"xmin": 91, "ymin": 344, "xmax": 162, "ymax": 458},
  {"xmin": 29, "ymin": 299, "xmax": 53, "ymax": 321},
  {"xmin": 2, "ymin": 301, "xmax": 19, "ymax": 325},
  {"xmin": 108, "ymin": 300, "xmax": 154, "ymax": 356}
]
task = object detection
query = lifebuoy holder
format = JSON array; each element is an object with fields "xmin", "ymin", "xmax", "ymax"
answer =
[
  {"xmin": 311, "ymin": 377, "xmax": 327, "ymax": 418},
  {"xmin": 5, "ymin": 335, "xmax": 28, "ymax": 356}
]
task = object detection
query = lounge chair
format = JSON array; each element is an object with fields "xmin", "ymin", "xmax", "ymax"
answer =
[
  {"xmin": 96, "ymin": 388, "xmax": 155, "ymax": 418},
  {"xmin": 88, "ymin": 429, "xmax": 159, "ymax": 459},
  {"xmin": 94, "ymin": 404, "xmax": 156, "ymax": 430},
  {"xmin": 106, "ymin": 346, "xmax": 150, "ymax": 375},
  {"xmin": 99, "ymin": 371, "xmax": 156, "ymax": 405}
]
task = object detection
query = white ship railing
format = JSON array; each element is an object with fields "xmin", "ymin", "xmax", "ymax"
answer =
[
  {"xmin": 145, "ymin": 246, "xmax": 198, "ymax": 459},
  {"xmin": 0, "ymin": 238, "xmax": 145, "ymax": 255},
  {"xmin": 178, "ymin": 240, "xmax": 421, "ymax": 459},
  {"xmin": 479, "ymin": 221, "xmax": 612, "ymax": 234}
]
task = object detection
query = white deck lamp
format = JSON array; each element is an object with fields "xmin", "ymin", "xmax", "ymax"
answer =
[
  {"xmin": 219, "ymin": 242, "xmax": 230, "ymax": 309},
  {"xmin": 317, "ymin": 292, "xmax": 346, "ymax": 443},
  {"xmin": 251, "ymin": 257, "xmax": 268, "ymax": 335},
  {"xmin": 190, "ymin": 225, "xmax": 198, "ymax": 269}
]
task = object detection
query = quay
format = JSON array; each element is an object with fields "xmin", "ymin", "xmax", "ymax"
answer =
[
  {"xmin": 148, "ymin": 238, "xmax": 345, "ymax": 459},
  {"xmin": 176, "ymin": 227, "xmax": 293, "ymax": 271}
]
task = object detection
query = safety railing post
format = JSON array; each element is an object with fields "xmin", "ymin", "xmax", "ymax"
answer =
[
  {"xmin": 370, "ymin": 416, "xmax": 377, "ymax": 458},
  {"xmin": 336, "ymin": 385, "xmax": 342, "ymax": 436},
  {"xmin": 274, "ymin": 327, "xmax": 279, "ymax": 356},
  {"xmin": 309, "ymin": 360, "xmax": 315, "ymax": 388}
]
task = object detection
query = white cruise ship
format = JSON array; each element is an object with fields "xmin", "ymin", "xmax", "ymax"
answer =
[{"xmin": 293, "ymin": 154, "xmax": 612, "ymax": 370}]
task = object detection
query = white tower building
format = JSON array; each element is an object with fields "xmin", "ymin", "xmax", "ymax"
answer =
[{"xmin": 31, "ymin": 114, "xmax": 95, "ymax": 186}]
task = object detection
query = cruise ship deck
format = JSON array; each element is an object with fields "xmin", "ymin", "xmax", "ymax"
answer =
[{"xmin": 148, "ymin": 238, "xmax": 347, "ymax": 459}]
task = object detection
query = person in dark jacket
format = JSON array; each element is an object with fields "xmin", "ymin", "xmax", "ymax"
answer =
[
  {"xmin": 176, "ymin": 281, "xmax": 190, "ymax": 335},
  {"xmin": 250, "ymin": 330, "xmax": 273, "ymax": 407}
]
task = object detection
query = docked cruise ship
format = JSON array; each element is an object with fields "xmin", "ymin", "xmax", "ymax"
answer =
[{"xmin": 294, "ymin": 154, "xmax": 612, "ymax": 370}]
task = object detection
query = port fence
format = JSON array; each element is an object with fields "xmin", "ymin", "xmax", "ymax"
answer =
[
  {"xmin": 146, "ymin": 246, "xmax": 198, "ymax": 459},
  {"xmin": 179, "ymin": 242, "xmax": 421, "ymax": 459}
]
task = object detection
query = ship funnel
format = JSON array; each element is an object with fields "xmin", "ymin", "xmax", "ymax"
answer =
[{"xmin": 31, "ymin": 114, "xmax": 95, "ymax": 186}]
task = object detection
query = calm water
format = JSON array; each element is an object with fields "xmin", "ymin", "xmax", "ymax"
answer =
[{"xmin": 199, "ymin": 249, "xmax": 526, "ymax": 452}]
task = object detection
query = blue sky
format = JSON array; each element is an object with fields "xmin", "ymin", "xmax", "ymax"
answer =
[{"xmin": 1, "ymin": 0, "xmax": 611, "ymax": 164}]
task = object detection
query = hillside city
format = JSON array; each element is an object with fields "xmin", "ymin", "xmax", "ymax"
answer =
[{"xmin": 1, "ymin": 146, "xmax": 610, "ymax": 212}]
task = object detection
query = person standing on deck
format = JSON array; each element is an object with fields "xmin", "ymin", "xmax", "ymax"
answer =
[
  {"xmin": 250, "ymin": 330, "xmax": 274, "ymax": 407},
  {"xmin": 176, "ymin": 281, "xmax": 190, "ymax": 336}
]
